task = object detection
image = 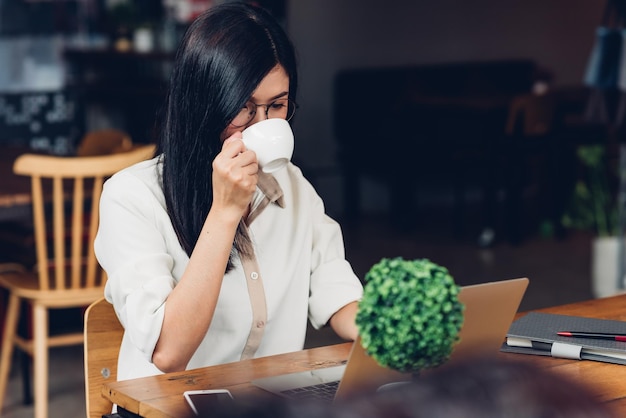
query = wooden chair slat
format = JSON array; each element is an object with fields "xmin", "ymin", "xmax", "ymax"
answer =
[
  {"xmin": 71, "ymin": 177, "xmax": 85, "ymax": 289},
  {"xmin": 52, "ymin": 176, "xmax": 65, "ymax": 290},
  {"xmin": 31, "ymin": 176, "xmax": 49, "ymax": 291}
]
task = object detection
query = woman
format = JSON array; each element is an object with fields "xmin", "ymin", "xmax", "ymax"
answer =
[{"xmin": 94, "ymin": 3, "xmax": 363, "ymax": 380}]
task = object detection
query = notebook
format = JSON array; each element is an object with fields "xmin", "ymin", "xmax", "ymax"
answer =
[
  {"xmin": 251, "ymin": 277, "xmax": 529, "ymax": 402},
  {"xmin": 502, "ymin": 312, "xmax": 626, "ymax": 365}
]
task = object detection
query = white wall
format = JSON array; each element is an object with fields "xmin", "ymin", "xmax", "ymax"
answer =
[{"xmin": 286, "ymin": 0, "xmax": 604, "ymax": 215}]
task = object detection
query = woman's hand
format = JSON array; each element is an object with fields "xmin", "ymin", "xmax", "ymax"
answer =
[{"xmin": 211, "ymin": 132, "xmax": 258, "ymax": 221}]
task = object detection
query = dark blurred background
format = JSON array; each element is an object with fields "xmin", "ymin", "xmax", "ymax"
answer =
[
  {"xmin": 0, "ymin": 0, "xmax": 617, "ymax": 299},
  {"xmin": 0, "ymin": 0, "xmax": 604, "ymax": 216}
]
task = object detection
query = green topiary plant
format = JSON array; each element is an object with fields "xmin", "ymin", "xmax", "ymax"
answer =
[{"xmin": 355, "ymin": 257, "xmax": 465, "ymax": 373}]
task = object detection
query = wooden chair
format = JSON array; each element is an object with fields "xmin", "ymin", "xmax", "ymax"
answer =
[
  {"xmin": 76, "ymin": 129, "xmax": 133, "ymax": 157},
  {"xmin": 0, "ymin": 144, "xmax": 155, "ymax": 418},
  {"xmin": 83, "ymin": 297, "xmax": 123, "ymax": 418}
]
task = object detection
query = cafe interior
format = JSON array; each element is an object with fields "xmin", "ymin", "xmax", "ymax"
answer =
[{"xmin": 0, "ymin": 0, "xmax": 622, "ymax": 417}]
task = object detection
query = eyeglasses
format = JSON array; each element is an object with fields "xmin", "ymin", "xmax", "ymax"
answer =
[{"xmin": 230, "ymin": 98, "xmax": 298, "ymax": 127}]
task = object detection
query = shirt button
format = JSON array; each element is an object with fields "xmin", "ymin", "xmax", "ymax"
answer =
[
  {"xmin": 257, "ymin": 321, "xmax": 265, "ymax": 328},
  {"xmin": 250, "ymin": 272, "xmax": 259, "ymax": 280}
]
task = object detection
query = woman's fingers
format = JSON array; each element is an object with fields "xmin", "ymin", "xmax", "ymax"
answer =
[
  {"xmin": 213, "ymin": 147, "xmax": 258, "ymax": 178},
  {"xmin": 221, "ymin": 133, "xmax": 258, "ymax": 169},
  {"xmin": 211, "ymin": 132, "xmax": 258, "ymax": 215},
  {"xmin": 218, "ymin": 132, "xmax": 258, "ymax": 176}
]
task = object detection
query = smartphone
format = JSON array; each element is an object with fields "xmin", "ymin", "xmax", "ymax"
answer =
[{"xmin": 184, "ymin": 389, "xmax": 235, "ymax": 416}]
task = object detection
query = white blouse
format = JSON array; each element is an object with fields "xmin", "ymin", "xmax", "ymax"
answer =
[{"xmin": 94, "ymin": 156, "xmax": 363, "ymax": 381}]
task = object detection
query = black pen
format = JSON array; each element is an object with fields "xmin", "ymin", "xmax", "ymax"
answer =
[{"xmin": 557, "ymin": 331, "xmax": 626, "ymax": 342}]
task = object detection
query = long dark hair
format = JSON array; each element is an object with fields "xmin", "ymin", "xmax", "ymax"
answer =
[{"xmin": 157, "ymin": 3, "xmax": 298, "ymax": 271}]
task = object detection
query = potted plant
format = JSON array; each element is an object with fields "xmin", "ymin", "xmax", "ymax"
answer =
[
  {"xmin": 561, "ymin": 144, "xmax": 622, "ymax": 297},
  {"xmin": 562, "ymin": 145, "xmax": 618, "ymax": 237},
  {"xmin": 355, "ymin": 257, "xmax": 465, "ymax": 374}
]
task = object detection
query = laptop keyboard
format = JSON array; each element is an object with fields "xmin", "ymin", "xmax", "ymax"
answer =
[{"xmin": 280, "ymin": 380, "xmax": 340, "ymax": 401}]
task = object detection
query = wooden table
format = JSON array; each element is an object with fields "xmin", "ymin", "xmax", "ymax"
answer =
[
  {"xmin": 103, "ymin": 295, "xmax": 626, "ymax": 418},
  {"xmin": 105, "ymin": 343, "xmax": 352, "ymax": 418},
  {"xmin": 0, "ymin": 146, "xmax": 34, "ymax": 219}
]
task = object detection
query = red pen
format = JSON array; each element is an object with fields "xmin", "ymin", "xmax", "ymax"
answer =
[{"xmin": 557, "ymin": 331, "xmax": 626, "ymax": 342}]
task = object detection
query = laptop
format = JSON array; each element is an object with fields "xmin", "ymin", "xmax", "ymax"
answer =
[{"xmin": 251, "ymin": 277, "xmax": 529, "ymax": 402}]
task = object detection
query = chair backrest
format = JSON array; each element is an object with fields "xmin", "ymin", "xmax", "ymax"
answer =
[
  {"xmin": 505, "ymin": 93, "xmax": 556, "ymax": 137},
  {"xmin": 12, "ymin": 144, "xmax": 156, "ymax": 291},
  {"xmin": 83, "ymin": 297, "xmax": 124, "ymax": 418},
  {"xmin": 77, "ymin": 129, "xmax": 133, "ymax": 157}
]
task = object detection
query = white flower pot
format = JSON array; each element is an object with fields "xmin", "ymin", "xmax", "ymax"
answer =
[{"xmin": 592, "ymin": 236, "xmax": 626, "ymax": 298}]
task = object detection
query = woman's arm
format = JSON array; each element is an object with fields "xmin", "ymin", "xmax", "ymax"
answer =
[
  {"xmin": 329, "ymin": 301, "xmax": 360, "ymax": 341},
  {"xmin": 152, "ymin": 134, "xmax": 258, "ymax": 372},
  {"xmin": 304, "ymin": 175, "xmax": 363, "ymax": 339}
]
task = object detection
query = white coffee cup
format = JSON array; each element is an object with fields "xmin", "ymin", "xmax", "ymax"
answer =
[{"xmin": 242, "ymin": 118, "xmax": 294, "ymax": 173}]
